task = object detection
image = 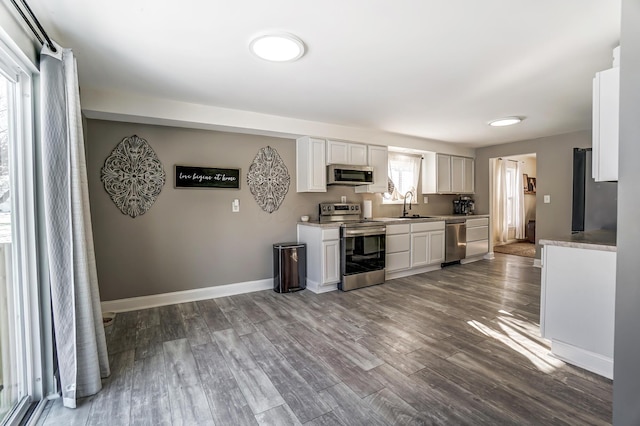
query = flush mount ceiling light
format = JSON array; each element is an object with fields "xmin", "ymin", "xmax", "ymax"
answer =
[
  {"xmin": 488, "ymin": 116, "xmax": 524, "ymax": 127},
  {"xmin": 249, "ymin": 33, "xmax": 306, "ymax": 62}
]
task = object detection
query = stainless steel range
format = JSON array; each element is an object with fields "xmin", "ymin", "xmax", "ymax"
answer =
[{"xmin": 319, "ymin": 203, "xmax": 386, "ymax": 291}]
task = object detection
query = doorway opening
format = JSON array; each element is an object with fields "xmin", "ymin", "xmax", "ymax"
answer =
[{"xmin": 489, "ymin": 153, "xmax": 537, "ymax": 258}]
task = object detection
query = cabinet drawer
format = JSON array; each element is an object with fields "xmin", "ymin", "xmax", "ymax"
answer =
[
  {"xmin": 387, "ymin": 252, "xmax": 410, "ymax": 272},
  {"xmin": 467, "ymin": 239, "xmax": 489, "ymax": 257},
  {"xmin": 466, "ymin": 217, "xmax": 489, "ymax": 227},
  {"xmin": 322, "ymin": 228, "xmax": 340, "ymax": 241},
  {"xmin": 387, "ymin": 224, "xmax": 411, "ymax": 235},
  {"xmin": 467, "ymin": 226, "xmax": 488, "ymax": 242},
  {"xmin": 387, "ymin": 234, "xmax": 410, "ymax": 253},
  {"xmin": 411, "ymin": 221, "xmax": 445, "ymax": 233}
]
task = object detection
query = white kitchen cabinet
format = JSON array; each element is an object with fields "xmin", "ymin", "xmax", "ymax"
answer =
[
  {"xmin": 540, "ymin": 243, "xmax": 616, "ymax": 379},
  {"xmin": 464, "ymin": 217, "xmax": 489, "ymax": 260},
  {"xmin": 297, "ymin": 225, "xmax": 340, "ymax": 293},
  {"xmin": 326, "ymin": 140, "xmax": 368, "ymax": 165},
  {"xmin": 386, "ymin": 224, "xmax": 411, "ymax": 273},
  {"xmin": 410, "ymin": 232, "xmax": 429, "ymax": 268},
  {"xmin": 322, "ymin": 240, "xmax": 340, "ymax": 284},
  {"xmin": 386, "ymin": 220, "xmax": 445, "ymax": 279},
  {"xmin": 410, "ymin": 221, "xmax": 445, "ymax": 268},
  {"xmin": 592, "ymin": 67, "xmax": 619, "ymax": 182},
  {"xmin": 429, "ymin": 230, "xmax": 445, "ymax": 264},
  {"xmin": 422, "ymin": 153, "xmax": 474, "ymax": 194},
  {"xmin": 355, "ymin": 145, "xmax": 388, "ymax": 193},
  {"xmin": 296, "ymin": 136, "xmax": 327, "ymax": 192}
]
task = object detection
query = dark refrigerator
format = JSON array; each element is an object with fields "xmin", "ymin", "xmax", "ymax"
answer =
[{"xmin": 572, "ymin": 148, "xmax": 617, "ymax": 233}]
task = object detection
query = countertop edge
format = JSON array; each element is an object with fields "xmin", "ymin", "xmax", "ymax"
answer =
[
  {"xmin": 297, "ymin": 214, "xmax": 489, "ymax": 228},
  {"xmin": 539, "ymin": 230, "xmax": 617, "ymax": 252}
]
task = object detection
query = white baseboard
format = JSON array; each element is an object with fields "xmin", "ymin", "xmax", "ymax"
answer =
[
  {"xmin": 483, "ymin": 252, "xmax": 495, "ymax": 260},
  {"xmin": 101, "ymin": 278, "xmax": 273, "ymax": 313},
  {"xmin": 551, "ymin": 339, "xmax": 613, "ymax": 379},
  {"xmin": 305, "ymin": 278, "xmax": 338, "ymax": 294}
]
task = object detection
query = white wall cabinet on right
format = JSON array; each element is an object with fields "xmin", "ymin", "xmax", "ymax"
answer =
[
  {"xmin": 355, "ymin": 145, "xmax": 388, "ymax": 193},
  {"xmin": 592, "ymin": 67, "xmax": 619, "ymax": 182},
  {"xmin": 326, "ymin": 140, "xmax": 368, "ymax": 166},
  {"xmin": 422, "ymin": 153, "xmax": 474, "ymax": 194}
]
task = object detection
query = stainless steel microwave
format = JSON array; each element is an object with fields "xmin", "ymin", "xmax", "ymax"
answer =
[{"xmin": 327, "ymin": 164, "xmax": 374, "ymax": 186}]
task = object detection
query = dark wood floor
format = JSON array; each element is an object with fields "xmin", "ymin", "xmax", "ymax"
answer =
[{"xmin": 37, "ymin": 254, "xmax": 612, "ymax": 425}]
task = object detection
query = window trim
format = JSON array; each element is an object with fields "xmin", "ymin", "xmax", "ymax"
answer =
[{"xmin": 0, "ymin": 29, "xmax": 50, "ymax": 426}]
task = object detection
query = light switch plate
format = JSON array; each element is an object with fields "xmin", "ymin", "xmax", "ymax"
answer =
[
  {"xmin": 544, "ymin": 195, "xmax": 551, "ymax": 204},
  {"xmin": 232, "ymin": 199, "xmax": 240, "ymax": 212},
  {"xmin": 423, "ymin": 196, "xmax": 428, "ymax": 204}
]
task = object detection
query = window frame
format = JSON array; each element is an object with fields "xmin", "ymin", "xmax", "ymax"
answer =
[
  {"xmin": 0, "ymin": 29, "xmax": 49, "ymax": 426},
  {"xmin": 382, "ymin": 152, "xmax": 421, "ymax": 205}
]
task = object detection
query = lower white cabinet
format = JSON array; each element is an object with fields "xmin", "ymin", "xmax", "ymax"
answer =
[
  {"xmin": 386, "ymin": 221, "xmax": 445, "ymax": 278},
  {"xmin": 540, "ymin": 243, "xmax": 616, "ymax": 379},
  {"xmin": 297, "ymin": 225, "xmax": 340, "ymax": 293},
  {"xmin": 386, "ymin": 224, "xmax": 411, "ymax": 273},
  {"xmin": 465, "ymin": 217, "xmax": 489, "ymax": 259},
  {"xmin": 411, "ymin": 222, "xmax": 444, "ymax": 268}
]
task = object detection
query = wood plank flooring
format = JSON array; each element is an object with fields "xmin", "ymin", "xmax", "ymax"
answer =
[{"xmin": 36, "ymin": 254, "xmax": 613, "ymax": 425}]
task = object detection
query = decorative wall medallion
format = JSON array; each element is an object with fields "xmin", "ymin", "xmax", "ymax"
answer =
[
  {"xmin": 247, "ymin": 146, "xmax": 290, "ymax": 213},
  {"xmin": 101, "ymin": 135, "xmax": 166, "ymax": 218}
]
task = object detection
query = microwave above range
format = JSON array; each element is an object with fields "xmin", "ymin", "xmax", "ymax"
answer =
[{"xmin": 327, "ymin": 164, "xmax": 374, "ymax": 186}]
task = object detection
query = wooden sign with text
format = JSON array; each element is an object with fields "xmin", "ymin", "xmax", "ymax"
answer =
[{"xmin": 174, "ymin": 165, "xmax": 240, "ymax": 189}]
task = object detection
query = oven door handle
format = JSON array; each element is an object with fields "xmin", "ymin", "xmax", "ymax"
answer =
[{"xmin": 343, "ymin": 227, "xmax": 387, "ymax": 237}]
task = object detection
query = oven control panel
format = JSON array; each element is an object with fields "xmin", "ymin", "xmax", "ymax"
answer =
[{"xmin": 319, "ymin": 203, "xmax": 361, "ymax": 222}]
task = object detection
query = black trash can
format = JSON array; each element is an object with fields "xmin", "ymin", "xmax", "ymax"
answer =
[{"xmin": 273, "ymin": 242, "xmax": 306, "ymax": 293}]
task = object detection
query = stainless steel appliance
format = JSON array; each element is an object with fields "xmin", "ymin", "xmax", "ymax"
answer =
[
  {"xmin": 327, "ymin": 164, "xmax": 374, "ymax": 186},
  {"xmin": 453, "ymin": 196, "xmax": 475, "ymax": 215},
  {"xmin": 319, "ymin": 202, "xmax": 386, "ymax": 291},
  {"xmin": 572, "ymin": 148, "xmax": 617, "ymax": 233},
  {"xmin": 444, "ymin": 219, "xmax": 466, "ymax": 263}
]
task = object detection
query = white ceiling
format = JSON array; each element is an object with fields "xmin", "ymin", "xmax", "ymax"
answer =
[{"xmin": 30, "ymin": 0, "xmax": 620, "ymax": 147}]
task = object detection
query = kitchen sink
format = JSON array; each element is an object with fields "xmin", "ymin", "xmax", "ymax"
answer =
[{"xmin": 393, "ymin": 215, "xmax": 438, "ymax": 219}]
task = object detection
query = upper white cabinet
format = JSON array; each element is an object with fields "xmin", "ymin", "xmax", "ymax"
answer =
[
  {"xmin": 296, "ymin": 136, "xmax": 327, "ymax": 192},
  {"xmin": 422, "ymin": 153, "xmax": 474, "ymax": 194},
  {"xmin": 326, "ymin": 140, "xmax": 368, "ymax": 165},
  {"xmin": 355, "ymin": 145, "xmax": 388, "ymax": 193},
  {"xmin": 592, "ymin": 67, "xmax": 619, "ymax": 182}
]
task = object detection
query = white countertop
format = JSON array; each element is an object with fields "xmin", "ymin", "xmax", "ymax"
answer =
[
  {"xmin": 539, "ymin": 229, "xmax": 617, "ymax": 252},
  {"xmin": 298, "ymin": 214, "xmax": 489, "ymax": 228}
]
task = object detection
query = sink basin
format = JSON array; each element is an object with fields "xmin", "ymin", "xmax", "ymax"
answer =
[{"xmin": 393, "ymin": 215, "xmax": 437, "ymax": 219}]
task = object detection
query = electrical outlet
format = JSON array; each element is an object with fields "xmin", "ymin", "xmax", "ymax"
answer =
[
  {"xmin": 423, "ymin": 196, "xmax": 428, "ymax": 204},
  {"xmin": 544, "ymin": 195, "xmax": 551, "ymax": 204},
  {"xmin": 232, "ymin": 199, "xmax": 240, "ymax": 212}
]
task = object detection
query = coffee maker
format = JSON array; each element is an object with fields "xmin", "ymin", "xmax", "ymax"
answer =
[{"xmin": 453, "ymin": 196, "xmax": 475, "ymax": 215}]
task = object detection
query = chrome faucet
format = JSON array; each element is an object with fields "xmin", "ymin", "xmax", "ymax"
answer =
[{"xmin": 402, "ymin": 191, "xmax": 414, "ymax": 217}]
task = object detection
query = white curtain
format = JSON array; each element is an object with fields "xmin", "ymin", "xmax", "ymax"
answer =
[
  {"xmin": 492, "ymin": 159, "xmax": 508, "ymax": 244},
  {"xmin": 386, "ymin": 152, "xmax": 421, "ymax": 202},
  {"xmin": 514, "ymin": 162, "xmax": 526, "ymax": 239},
  {"xmin": 40, "ymin": 43, "xmax": 109, "ymax": 408}
]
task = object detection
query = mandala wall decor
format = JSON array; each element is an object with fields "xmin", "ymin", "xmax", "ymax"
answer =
[
  {"xmin": 101, "ymin": 135, "xmax": 166, "ymax": 218},
  {"xmin": 247, "ymin": 146, "xmax": 290, "ymax": 213}
]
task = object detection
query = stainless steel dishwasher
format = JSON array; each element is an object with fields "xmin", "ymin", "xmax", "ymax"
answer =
[{"xmin": 445, "ymin": 219, "xmax": 466, "ymax": 263}]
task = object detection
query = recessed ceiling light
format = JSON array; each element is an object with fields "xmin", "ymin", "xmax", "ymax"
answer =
[
  {"xmin": 488, "ymin": 117, "xmax": 524, "ymax": 127},
  {"xmin": 249, "ymin": 33, "xmax": 306, "ymax": 62}
]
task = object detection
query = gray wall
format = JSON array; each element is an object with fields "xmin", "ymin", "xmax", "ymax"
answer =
[
  {"xmin": 614, "ymin": 0, "xmax": 640, "ymax": 423},
  {"xmin": 86, "ymin": 119, "xmax": 362, "ymax": 301},
  {"xmin": 0, "ymin": 3, "xmax": 38, "ymax": 65},
  {"xmin": 475, "ymin": 131, "xmax": 591, "ymax": 257}
]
